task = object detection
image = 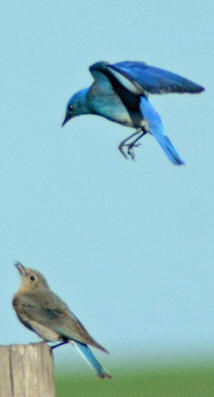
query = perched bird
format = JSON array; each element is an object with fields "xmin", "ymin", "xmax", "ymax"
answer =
[
  {"xmin": 13, "ymin": 262, "xmax": 111, "ymax": 379},
  {"xmin": 62, "ymin": 61, "xmax": 204, "ymax": 165}
]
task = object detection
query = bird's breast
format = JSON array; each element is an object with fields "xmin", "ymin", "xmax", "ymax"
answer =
[
  {"xmin": 29, "ymin": 321, "xmax": 60, "ymax": 341},
  {"xmin": 88, "ymin": 83, "xmax": 141, "ymax": 128}
]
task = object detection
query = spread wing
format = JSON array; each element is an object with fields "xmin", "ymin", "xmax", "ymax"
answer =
[
  {"xmin": 89, "ymin": 61, "xmax": 145, "ymax": 96},
  {"xmin": 112, "ymin": 61, "xmax": 205, "ymax": 94},
  {"xmin": 89, "ymin": 61, "xmax": 204, "ymax": 95},
  {"xmin": 14, "ymin": 292, "xmax": 107, "ymax": 352}
]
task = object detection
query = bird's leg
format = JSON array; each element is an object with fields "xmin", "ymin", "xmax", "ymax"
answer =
[
  {"xmin": 127, "ymin": 130, "xmax": 147, "ymax": 160},
  {"xmin": 51, "ymin": 340, "xmax": 68, "ymax": 351},
  {"xmin": 118, "ymin": 130, "xmax": 142, "ymax": 159}
]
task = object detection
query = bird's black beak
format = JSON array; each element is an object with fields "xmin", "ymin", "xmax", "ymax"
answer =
[
  {"xmin": 15, "ymin": 262, "xmax": 26, "ymax": 276},
  {"xmin": 62, "ymin": 113, "xmax": 70, "ymax": 127}
]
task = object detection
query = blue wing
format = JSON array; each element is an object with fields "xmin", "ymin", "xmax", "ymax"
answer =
[
  {"xmin": 89, "ymin": 61, "xmax": 145, "ymax": 96},
  {"xmin": 109, "ymin": 61, "xmax": 205, "ymax": 94},
  {"xmin": 73, "ymin": 342, "xmax": 112, "ymax": 379}
]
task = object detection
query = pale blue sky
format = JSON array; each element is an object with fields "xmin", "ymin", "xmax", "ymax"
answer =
[{"xmin": 1, "ymin": 0, "xmax": 213, "ymax": 370}]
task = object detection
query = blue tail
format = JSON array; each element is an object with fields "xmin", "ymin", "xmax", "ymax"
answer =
[
  {"xmin": 152, "ymin": 133, "xmax": 185, "ymax": 165},
  {"xmin": 72, "ymin": 342, "xmax": 112, "ymax": 379},
  {"xmin": 140, "ymin": 97, "xmax": 185, "ymax": 165}
]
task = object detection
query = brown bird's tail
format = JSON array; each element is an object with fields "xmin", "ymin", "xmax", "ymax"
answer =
[{"xmin": 71, "ymin": 341, "xmax": 112, "ymax": 379}]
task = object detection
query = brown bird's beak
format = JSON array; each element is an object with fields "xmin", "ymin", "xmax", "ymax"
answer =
[{"xmin": 15, "ymin": 262, "xmax": 26, "ymax": 276}]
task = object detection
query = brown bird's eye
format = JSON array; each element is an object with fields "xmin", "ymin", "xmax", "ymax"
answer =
[{"xmin": 30, "ymin": 275, "xmax": 36, "ymax": 281}]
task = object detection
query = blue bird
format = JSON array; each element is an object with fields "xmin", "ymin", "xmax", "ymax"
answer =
[
  {"xmin": 13, "ymin": 262, "xmax": 111, "ymax": 379},
  {"xmin": 62, "ymin": 61, "xmax": 204, "ymax": 165}
]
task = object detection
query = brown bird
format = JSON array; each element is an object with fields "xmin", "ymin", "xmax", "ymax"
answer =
[{"xmin": 13, "ymin": 262, "xmax": 111, "ymax": 379}]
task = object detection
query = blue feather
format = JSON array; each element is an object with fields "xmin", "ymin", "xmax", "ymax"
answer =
[
  {"xmin": 73, "ymin": 342, "xmax": 112, "ymax": 379},
  {"xmin": 140, "ymin": 97, "xmax": 185, "ymax": 165},
  {"xmin": 113, "ymin": 61, "xmax": 205, "ymax": 94}
]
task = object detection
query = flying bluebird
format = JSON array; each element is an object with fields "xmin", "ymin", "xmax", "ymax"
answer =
[
  {"xmin": 13, "ymin": 262, "xmax": 111, "ymax": 379},
  {"xmin": 62, "ymin": 61, "xmax": 204, "ymax": 165}
]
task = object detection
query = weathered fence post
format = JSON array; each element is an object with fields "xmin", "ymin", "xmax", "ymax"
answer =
[{"xmin": 0, "ymin": 343, "xmax": 55, "ymax": 397}]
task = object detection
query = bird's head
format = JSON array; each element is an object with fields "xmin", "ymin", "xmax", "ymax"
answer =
[
  {"xmin": 62, "ymin": 89, "xmax": 90, "ymax": 127},
  {"xmin": 15, "ymin": 262, "xmax": 49, "ymax": 291}
]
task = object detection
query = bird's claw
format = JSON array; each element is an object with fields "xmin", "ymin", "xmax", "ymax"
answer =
[
  {"xmin": 127, "ymin": 146, "xmax": 136, "ymax": 160},
  {"xmin": 118, "ymin": 142, "xmax": 141, "ymax": 161},
  {"xmin": 118, "ymin": 145, "xmax": 128, "ymax": 159}
]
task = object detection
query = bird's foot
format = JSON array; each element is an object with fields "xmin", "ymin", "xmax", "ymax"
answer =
[
  {"xmin": 118, "ymin": 142, "xmax": 141, "ymax": 161},
  {"xmin": 127, "ymin": 145, "xmax": 136, "ymax": 160},
  {"xmin": 127, "ymin": 143, "xmax": 141, "ymax": 160},
  {"xmin": 118, "ymin": 142, "xmax": 128, "ymax": 159},
  {"xmin": 51, "ymin": 340, "xmax": 68, "ymax": 351}
]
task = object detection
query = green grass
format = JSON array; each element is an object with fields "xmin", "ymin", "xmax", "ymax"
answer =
[{"xmin": 56, "ymin": 364, "xmax": 214, "ymax": 397}]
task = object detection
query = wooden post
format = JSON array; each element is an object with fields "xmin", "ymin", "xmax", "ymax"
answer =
[{"xmin": 0, "ymin": 342, "xmax": 55, "ymax": 397}]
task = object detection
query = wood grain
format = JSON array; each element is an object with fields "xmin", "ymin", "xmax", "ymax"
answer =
[{"xmin": 0, "ymin": 343, "xmax": 55, "ymax": 397}]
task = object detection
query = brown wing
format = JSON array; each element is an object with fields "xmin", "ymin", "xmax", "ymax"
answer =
[{"xmin": 13, "ymin": 291, "xmax": 108, "ymax": 352}]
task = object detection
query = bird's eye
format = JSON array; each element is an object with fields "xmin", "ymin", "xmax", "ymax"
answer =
[
  {"xmin": 30, "ymin": 275, "xmax": 36, "ymax": 281},
  {"xmin": 68, "ymin": 105, "xmax": 73, "ymax": 112}
]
